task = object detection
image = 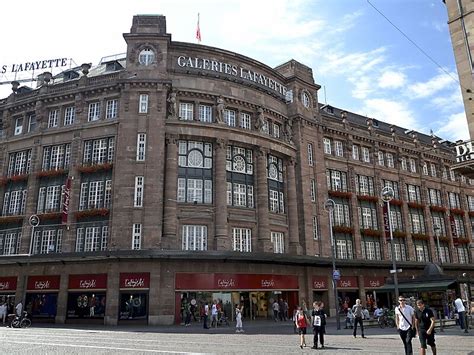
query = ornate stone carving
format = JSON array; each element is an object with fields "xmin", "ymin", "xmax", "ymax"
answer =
[
  {"xmin": 167, "ymin": 90, "xmax": 177, "ymax": 119},
  {"xmin": 165, "ymin": 134, "xmax": 178, "ymax": 145},
  {"xmin": 215, "ymin": 96, "xmax": 225, "ymax": 124},
  {"xmin": 283, "ymin": 118, "xmax": 294, "ymax": 144},
  {"xmin": 254, "ymin": 107, "xmax": 265, "ymax": 132}
]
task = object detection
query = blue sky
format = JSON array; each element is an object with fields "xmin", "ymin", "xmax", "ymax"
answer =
[{"xmin": 0, "ymin": 0, "xmax": 467, "ymax": 142}]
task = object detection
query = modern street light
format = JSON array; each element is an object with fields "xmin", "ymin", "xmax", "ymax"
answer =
[
  {"xmin": 324, "ymin": 198, "xmax": 340, "ymax": 330},
  {"xmin": 381, "ymin": 186, "xmax": 400, "ymax": 302},
  {"xmin": 433, "ymin": 225, "xmax": 442, "ymax": 265}
]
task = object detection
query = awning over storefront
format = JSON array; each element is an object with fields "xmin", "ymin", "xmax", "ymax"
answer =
[{"xmin": 378, "ymin": 280, "xmax": 456, "ymax": 292}]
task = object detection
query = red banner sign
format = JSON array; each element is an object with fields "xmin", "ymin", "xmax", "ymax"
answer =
[
  {"xmin": 337, "ymin": 276, "xmax": 358, "ymax": 288},
  {"xmin": 27, "ymin": 275, "xmax": 60, "ymax": 291},
  {"xmin": 68, "ymin": 274, "xmax": 107, "ymax": 290},
  {"xmin": 175, "ymin": 273, "xmax": 299, "ymax": 290},
  {"xmin": 120, "ymin": 273, "xmax": 150, "ymax": 289},
  {"xmin": 312, "ymin": 276, "xmax": 328, "ymax": 290},
  {"xmin": 0, "ymin": 276, "xmax": 17, "ymax": 291},
  {"xmin": 449, "ymin": 214, "xmax": 459, "ymax": 246},
  {"xmin": 62, "ymin": 177, "xmax": 72, "ymax": 224},
  {"xmin": 383, "ymin": 202, "xmax": 391, "ymax": 241},
  {"xmin": 364, "ymin": 276, "xmax": 385, "ymax": 288}
]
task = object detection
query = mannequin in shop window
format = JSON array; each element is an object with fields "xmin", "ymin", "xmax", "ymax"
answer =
[{"xmin": 89, "ymin": 294, "xmax": 96, "ymax": 317}]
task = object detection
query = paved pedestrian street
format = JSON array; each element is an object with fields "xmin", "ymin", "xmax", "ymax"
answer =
[{"xmin": 0, "ymin": 321, "xmax": 472, "ymax": 354}]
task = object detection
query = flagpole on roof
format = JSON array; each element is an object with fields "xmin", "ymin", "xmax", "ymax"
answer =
[{"xmin": 196, "ymin": 13, "xmax": 202, "ymax": 43}]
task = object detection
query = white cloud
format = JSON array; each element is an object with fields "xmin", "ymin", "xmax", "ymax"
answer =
[
  {"xmin": 360, "ymin": 98, "xmax": 419, "ymax": 130},
  {"xmin": 407, "ymin": 70, "xmax": 458, "ymax": 99},
  {"xmin": 436, "ymin": 112, "xmax": 470, "ymax": 142},
  {"xmin": 430, "ymin": 86, "xmax": 464, "ymax": 113},
  {"xmin": 378, "ymin": 71, "xmax": 406, "ymax": 89}
]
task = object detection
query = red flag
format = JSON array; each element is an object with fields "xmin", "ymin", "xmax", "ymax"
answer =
[{"xmin": 196, "ymin": 13, "xmax": 201, "ymax": 43}]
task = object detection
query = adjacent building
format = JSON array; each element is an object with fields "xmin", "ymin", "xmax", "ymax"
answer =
[{"xmin": 0, "ymin": 15, "xmax": 472, "ymax": 325}]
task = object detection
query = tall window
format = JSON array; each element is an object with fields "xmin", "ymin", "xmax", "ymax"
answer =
[
  {"xmin": 334, "ymin": 141, "xmax": 343, "ymax": 157},
  {"xmin": 139, "ymin": 94, "xmax": 149, "ymax": 113},
  {"xmin": 386, "ymin": 153, "xmax": 394, "ymax": 168},
  {"xmin": 48, "ymin": 109, "xmax": 59, "ymax": 128},
  {"xmin": 332, "ymin": 202, "xmax": 351, "ymax": 226},
  {"xmin": 64, "ymin": 106, "xmax": 76, "ymax": 126},
  {"xmin": 32, "ymin": 228, "xmax": 63, "ymax": 254},
  {"xmin": 457, "ymin": 245, "xmax": 470, "ymax": 264},
  {"xmin": 407, "ymin": 184, "xmax": 422, "ymax": 203},
  {"xmin": 422, "ymin": 163, "xmax": 429, "ymax": 176},
  {"xmin": 429, "ymin": 189, "xmax": 442, "ymax": 206},
  {"xmin": 361, "ymin": 237, "xmax": 382, "ymax": 260},
  {"xmin": 79, "ymin": 179, "xmax": 112, "ymax": 210},
  {"xmin": 134, "ymin": 176, "xmax": 144, "ymax": 207},
  {"xmin": 326, "ymin": 169, "xmax": 348, "ymax": 192},
  {"xmin": 361, "ymin": 147, "xmax": 370, "ymax": 163},
  {"xmin": 271, "ymin": 232, "xmax": 285, "ymax": 253},
  {"xmin": 2, "ymin": 189, "xmax": 27, "ymax": 216},
  {"xmin": 387, "ymin": 239, "xmax": 408, "ymax": 261},
  {"xmin": 307, "ymin": 143, "xmax": 314, "ymax": 166},
  {"xmin": 37, "ymin": 185, "xmax": 64, "ymax": 213},
  {"xmin": 88, "ymin": 102, "xmax": 101, "ymax": 121},
  {"xmin": 378, "ymin": 151, "xmax": 384, "ymax": 166},
  {"xmin": 198, "ymin": 104, "xmax": 212, "ymax": 122},
  {"xmin": 240, "ymin": 112, "xmax": 251, "ymax": 130},
  {"xmin": 352, "ymin": 145, "xmax": 360, "ymax": 160},
  {"xmin": 27, "ymin": 113, "xmax": 37, "ymax": 133},
  {"xmin": 355, "ymin": 175, "xmax": 375, "ymax": 195},
  {"xmin": 467, "ymin": 195, "xmax": 474, "ymax": 211},
  {"xmin": 310, "ymin": 179, "xmax": 316, "ymax": 202},
  {"xmin": 400, "ymin": 157, "xmax": 407, "ymax": 171},
  {"xmin": 179, "ymin": 103, "xmax": 194, "ymax": 120},
  {"xmin": 335, "ymin": 237, "xmax": 353, "ymax": 259},
  {"xmin": 358, "ymin": 205, "xmax": 378, "ymax": 229},
  {"xmin": 323, "ymin": 138, "xmax": 331, "ymax": 154},
  {"xmin": 8, "ymin": 150, "xmax": 32, "ymax": 176},
  {"xmin": 312, "ymin": 217, "xmax": 318, "ymax": 240},
  {"xmin": 42, "ymin": 144, "xmax": 71, "ymax": 171},
  {"xmin": 232, "ymin": 228, "xmax": 252, "ymax": 252},
  {"xmin": 132, "ymin": 224, "xmax": 142, "ymax": 250},
  {"xmin": 409, "ymin": 209, "xmax": 425, "ymax": 234},
  {"xmin": 226, "ymin": 146, "xmax": 254, "ymax": 208},
  {"xmin": 0, "ymin": 231, "xmax": 22, "ymax": 255},
  {"xmin": 14, "ymin": 117, "xmax": 23, "ymax": 135},
  {"xmin": 106, "ymin": 99, "xmax": 118, "ymax": 119},
  {"xmin": 83, "ymin": 137, "xmax": 115, "ymax": 165},
  {"xmin": 75, "ymin": 224, "xmax": 108, "ymax": 252},
  {"xmin": 182, "ymin": 225, "xmax": 207, "ymax": 251},
  {"xmin": 224, "ymin": 109, "xmax": 236, "ymax": 127},
  {"xmin": 414, "ymin": 241, "xmax": 430, "ymax": 262},
  {"xmin": 448, "ymin": 192, "xmax": 461, "ymax": 209},
  {"xmin": 409, "ymin": 158, "xmax": 417, "ymax": 173},
  {"xmin": 136, "ymin": 133, "xmax": 146, "ymax": 161},
  {"xmin": 268, "ymin": 155, "xmax": 284, "ymax": 213},
  {"xmin": 178, "ymin": 141, "xmax": 213, "ymax": 204},
  {"xmin": 382, "ymin": 180, "xmax": 400, "ymax": 199}
]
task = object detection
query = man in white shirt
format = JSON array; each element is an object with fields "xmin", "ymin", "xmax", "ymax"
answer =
[
  {"xmin": 0, "ymin": 302, "xmax": 7, "ymax": 324},
  {"xmin": 395, "ymin": 296, "xmax": 416, "ymax": 355},
  {"xmin": 211, "ymin": 300, "xmax": 218, "ymax": 328},
  {"xmin": 15, "ymin": 301, "xmax": 23, "ymax": 317},
  {"xmin": 454, "ymin": 296, "xmax": 468, "ymax": 333}
]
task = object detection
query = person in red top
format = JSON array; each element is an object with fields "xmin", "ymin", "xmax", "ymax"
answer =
[{"xmin": 295, "ymin": 306, "xmax": 309, "ymax": 349}]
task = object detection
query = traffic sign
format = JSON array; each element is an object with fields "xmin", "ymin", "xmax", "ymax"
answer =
[{"xmin": 333, "ymin": 269, "xmax": 341, "ymax": 280}]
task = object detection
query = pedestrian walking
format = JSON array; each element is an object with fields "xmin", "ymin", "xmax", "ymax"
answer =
[
  {"xmin": 311, "ymin": 301, "xmax": 326, "ymax": 349},
  {"xmin": 395, "ymin": 296, "xmax": 416, "ymax": 355},
  {"xmin": 235, "ymin": 304, "xmax": 244, "ymax": 333},
  {"xmin": 203, "ymin": 302, "xmax": 209, "ymax": 329},
  {"xmin": 184, "ymin": 302, "xmax": 191, "ymax": 327},
  {"xmin": 272, "ymin": 300, "xmax": 279, "ymax": 321},
  {"xmin": 0, "ymin": 302, "xmax": 6, "ymax": 324},
  {"xmin": 414, "ymin": 299, "xmax": 437, "ymax": 355},
  {"xmin": 211, "ymin": 300, "xmax": 218, "ymax": 328},
  {"xmin": 294, "ymin": 306, "xmax": 308, "ymax": 349},
  {"xmin": 454, "ymin": 295, "xmax": 468, "ymax": 333},
  {"xmin": 352, "ymin": 299, "xmax": 366, "ymax": 338}
]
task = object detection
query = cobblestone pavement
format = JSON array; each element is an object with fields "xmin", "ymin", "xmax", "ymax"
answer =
[{"xmin": 0, "ymin": 320, "xmax": 472, "ymax": 354}]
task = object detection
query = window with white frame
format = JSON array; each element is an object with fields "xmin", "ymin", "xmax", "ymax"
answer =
[
  {"xmin": 407, "ymin": 184, "xmax": 421, "ymax": 203},
  {"xmin": 64, "ymin": 106, "xmax": 75, "ymax": 126},
  {"xmin": 387, "ymin": 239, "xmax": 407, "ymax": 261},
  {"xmin": 334, "ymin": 141, "xmax": 343, "ymax": 157},
  {"xmin": 106, "ymin": 99, "xmax": 118, "ymax": 119},
  {"xmin": 27, "ymin": 113, "xmax": 37, "ymax": 133},
  {"xmin": 182, "ymin": 225, "xmax": 207, "ymax": 251},
  {"xmin": 198, "ymin": 104, "xmax": 212, "ymax": 122},
  {"xmin": 382, "ymin": 180, "xmax": 400, "ymax": 199},
  {"xmin": 323, "ymin": 138, "xmax": 331, "ymax": 154},
  {"xmin": 272, "ymin": 123, "xmax": 280, "ymax": 138},
  {"xmin": 48, "ymin": 109, "xmax": 59, "ymax": 128},
  {"xmin": 361, "ymin": 147, "xmax": 370, "ymax": 163},
  {"xmin": 226, "ymin": 146, "xmax": 254, "ymax": 208},
  {"xmin": 409, "ymin": 158, "xmax": 417, "ymax": 173},
  {"xmin": 79, "ymin": 179, "xmax": 112, "ymax": 211},
  {"xmin": 312, "ymin": 217, "xmax": 318, "ymax": 240},
  {"xmin": 83, "ymin": 137, "xmax": 115, "ymax": 165},
  {"xmin": 361, "ymin": 237, "xmax": 381, "ymax": 260},
  {"xmin": 310, "ymin": 179, "xmax": 316, "ymax": 202},
  {"xmin": 88, "ymin": 102, "xmax": 101, "ymax": 121},
  {"xmin": 378, "ymin": 151, "xmax": 384, "ymax": 166},
  {"xmin": 400, "ymin": 157, "xmax": 407, "ymax": 171},
  {"xmin": 409, "ymin": 210, "xmax": 425, "ymax": 234},
  {"xmin": 467, "ymin": 195, "xmax": 474, "ymax": 211},
  {"xmin": 240, "ymin": 112, "xmax": 251, "ymax": 129},
  {"xmin": 457, "ymin": 245, "xmax": 470, "ymax": 264},
  {"xmin": 37, "ymin": 185, "xmax": 64, "ymax": 213},
  {"xmin": 179, "ymin": 102, "xmax": 194, "ymax": 120},
  {"xmin": 232, "ymin": 228, "xmax": 252, "ymax": 252},
  {"xmin": 422, "ymin": 162, "xmax": 428, "ymax": 175},
  {"xmin": 224, "ymin": 109, "xmax": 236, "ymax": 127},
  {"xmin": 414, "ymin": 242, "xmax": 430, "ymax": 262},
  {"xmin": 271, "ymin": 232, "xmax": 284, "ymax": 253},
  {"xmin": 42, "ymin": 144, "xmax": 71, "ymax": 171},
  {"xmin": 8, "ymin": 149, "xmax": 31, "ymax": 177},
  {"xmin": 355, "ymin": 175, "xmax": 374, "ymax": 195},
  {"xmin": 132, "ymin": 223, "xmax": 142, "ymax": 250},
  {"xmin": 308, "ymin": 143, "xmax": 314, "ymax": 166},
  {"xmin": 136, "ymin": 133, "xmax": 146, "ymax": 161},
  {"xmin": 358, "ymin": 205, "xmax": 378, "ymax": 229},
  {"xmin": 0, "ymin": 231, "xmax": 22, "ymax": 255},
  {"xmin": 75, "ymin": 225, "xmax": 108, "ymax": 252},
  {"xmin": 267, "ymin": 155, "xmax": 285, "ymax": 213},
  {"xmin": 450, "ymin": 169, "xmax": 456, "ymax": 181},
  {"xmin": 428, "ymin": 188, "xmax": 442, "ymax": 206},
  {"xmin": 335, "ymin": 238, "xmax": 353, "ymax": 259},
  {"xmin": 448, "ymin": 192, "xmax": 460, "ymax": 209},
  {"xmin": 14, "ymin": 117, "xmax": 23, "ymax": 135},
  {"xmin": 178, "ymin": 141, "xmax": 213, "ymax": 204},
  {"xmin": 32, "ymin": 228, "xmax": 63, "ymax": 254},
  {"xmin": 2, "ymin": 189, "xmax": 27, "ymax": 216},
  {"xmin": 139, "ymin": 94, "xmax": 149, "ymax": 113},
  {"xmin": 430, "ymin": 163, "xmax": 437, "ymax": 177},
  {"xmin": 453, "ymin": 215, "xmax": 465, "ymax": 237},
  {"xmin": 386, "ymin": 153, "xmax": 394, "ymax": 168},
  {"xmin": 134, "ymin": 176, "xmax": 144, "ymax": 207},
  {"xmin": 326, "ymin": 169, "xmax": 348, "ymax": 192},
  {"xmin": 352, "ymin": 145, "xmax": 360, "ymax": 160}
]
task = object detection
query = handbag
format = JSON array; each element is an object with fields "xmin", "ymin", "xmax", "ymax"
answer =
[{"xmin": 397, "ymin": 306, "xmax": 416, "ymax": 337}]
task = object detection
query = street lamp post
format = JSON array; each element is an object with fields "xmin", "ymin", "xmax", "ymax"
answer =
[
  {"xmin": 324, "ymin": 198, "xmax": 340, "ymax": 330},
  {"xmin": 381, "ymin": 186, "xmax": 400, "ymax": 302},
  {"xmin": 434, "ymin": 225, "xmax": 442, "ymax": 265}
]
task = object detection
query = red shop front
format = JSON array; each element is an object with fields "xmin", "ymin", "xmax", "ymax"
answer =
[
  {"xmin": 0, "ymin": 276, "xmax": 17, "ymax": 315},
  {"xmin": 337, "ymin": 276, "xmax": 359, "ymax": 312},
  {"xmin": 175, "ymin": 273, "xmax": 299, "ymax": 324},
  {"xmin": 364, "ymin": 276, "xmax": 387, "ymax": 311},
  {"xmin": 67, "ymin": 274, "xmax": 107, "ymax": 321},
  {"xmin": 119, "ymin": 272, "xmax": 150, "ymax": 323},
  {"xmin": 312, "ymin": 276, "xmax": 330, "ymax": 309},
  {"xmin": 26, "ymin": 275, "xmax": 60, "ymax": 321}
]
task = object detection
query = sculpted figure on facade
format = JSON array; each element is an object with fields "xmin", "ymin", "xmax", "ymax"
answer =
[
  {"xmin": 255, "ymin": 107, "xmax": 265, "ymax": 132},
  {"xmin": 216, "ymin": 96, "xmax": 225, "ymax": 123},
  {"xmin": 167, "ymin": 90, "xmax": 177, "ymax": 119},
  {"xmin": 284, "ymin": 118, "xmax": 294, "ymax": 144}
]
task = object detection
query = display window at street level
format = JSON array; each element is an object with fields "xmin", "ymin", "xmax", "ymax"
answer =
[
  {"xmin": 25, "ymin": 293, "xmax": 57, "ymax": 318},
  {"xmin": 119, "ymin": 292, "xmax": 148, "ymax": 320},
  {"xmin": 67, "ymin": 292, "xmax": 106, "ymax": 318}
]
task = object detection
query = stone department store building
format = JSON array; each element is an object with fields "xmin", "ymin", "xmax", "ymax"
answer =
[{"xmin": 0, "ymin": 15, "xmax": 472, "ymax": 325}]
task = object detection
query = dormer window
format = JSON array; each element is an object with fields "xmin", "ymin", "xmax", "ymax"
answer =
[
  {"xmin": 63, "ymin": 70, "xmax": 79, "ymax": 81},
  {"xmin": 138, "ymin": 48, "xmax": 155, "ymax": 66},
  {"xmin": 14, "ymin": 117, "xmax": 23, "ymax": 136}
]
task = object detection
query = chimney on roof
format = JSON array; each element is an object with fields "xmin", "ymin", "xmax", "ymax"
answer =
[{"xmin": 131, "ymin": 15, "xmax": 167, "ymax": 34}]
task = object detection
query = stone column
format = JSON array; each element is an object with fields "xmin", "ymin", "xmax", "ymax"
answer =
[
  {"xmin": 287, "ymin": 158, "xmax": 301, "ymax": 254},
  {"xmin": 214, "ymin": 139, "xmax": 228, "ymax": 250},
  {"xmin": 162, "ymin": 135, "xmax": 178, "ymax": 249},
  {"xmin": 257, "ymin": 148, "xmax": 271, "ymax": 252},
  {"xmin": 104, "ymin": 263, "xmax": 119, "ymax": 326},
  {"xmin": 55, "ymin": 273, "xmax": 69, "ymax": 324}
]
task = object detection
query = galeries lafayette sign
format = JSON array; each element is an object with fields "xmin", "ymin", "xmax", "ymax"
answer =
[
  {"xmin": 68, "ymin": 274, "xmax": 107, "ymax": 290},
  {"xmin": 119, "ymin": 273, "xmax": 150, "ymax": 289},
  {"xmin": 27, "ymin": 275, "xmax": 60, "ymax": 291},
  {"xmin": 175, "ymin": 273, "xmax": 298, "ymax": 290},
  {"xmin": 0, "ymin": 276, "xmax": 17, "ymax": 291}
]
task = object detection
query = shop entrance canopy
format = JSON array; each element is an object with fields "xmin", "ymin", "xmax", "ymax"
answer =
[{"xmin": 378, "ymin": 280, "xmax": 456, "ymax": 292}]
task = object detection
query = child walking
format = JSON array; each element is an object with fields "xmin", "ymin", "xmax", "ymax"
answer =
[{"xmin": 295, "ymin": 306, "xmax": 308, "ymax": 349}]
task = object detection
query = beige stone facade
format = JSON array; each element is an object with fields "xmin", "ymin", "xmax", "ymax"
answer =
[{"xmin": 0, "ymin": 15, "xmax": 472, "ymax": 325}]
